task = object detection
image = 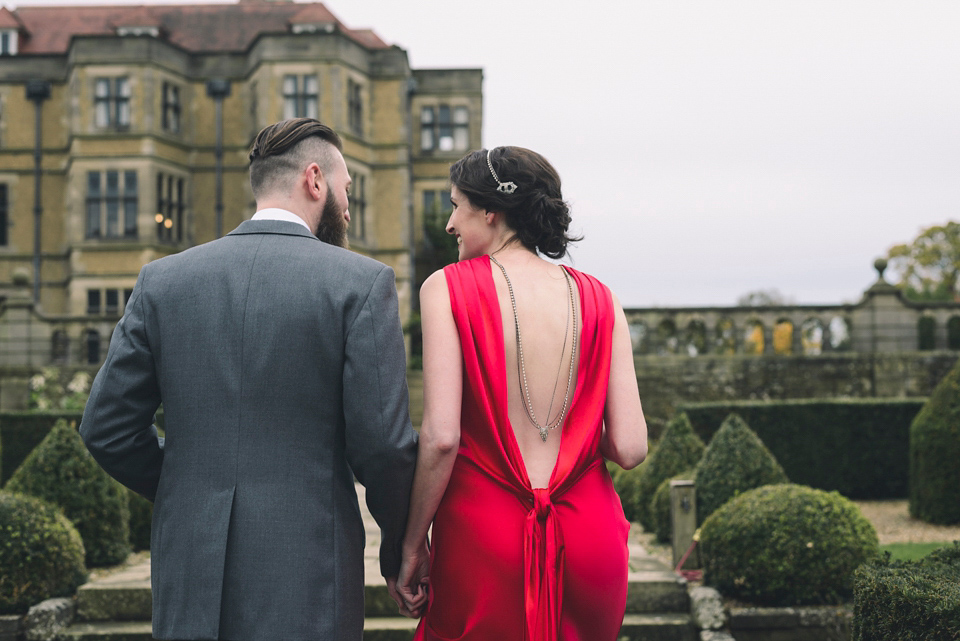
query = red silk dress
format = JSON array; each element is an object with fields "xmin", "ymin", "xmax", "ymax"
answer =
[{"xmin": 413, "ymin": 256, "xmax": 630, "ymax": 641}]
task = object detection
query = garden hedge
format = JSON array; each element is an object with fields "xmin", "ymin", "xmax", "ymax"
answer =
[
  {"xmin": 0, "ymin": 491, "xmax": 87, "ymax": 614},
  {"xmin": 694, "ymin": 413, "xmax": 788, "ymax": 524},
  {"xmin": 853, "ymin": 542, "xmax": 960, "ymax": 640},
  {"xmin": 127, "ymin": 488, "xmax": 153, "ymax": 551},
  {"xmin": 613, "ymin": 412, "xmax": 702, "ymax": 528},
  {"xmin": 700, "ymin": 484, "xmax": 879, "ymax": 606},
  {"xmin": 5, "ymin": 420, "xmax": 131, "ymax": 566},
  {"xmin": 909, "ymin": 360, "xmax": 960, "ymax": 524},
  {"xmin": 679, "ymin": 399, "xmax": 925, "ymax": 499},
  {"xmin": 0, "ymin": 411, "xmax": 84, "ymax": 484}
]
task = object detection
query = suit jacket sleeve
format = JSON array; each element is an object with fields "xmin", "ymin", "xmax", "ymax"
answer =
[
  {"xmin": 343, "ymin": 265, "xmax": 418, "ymax": 578},
  {"xmin": 80, "ymin": 266, "xmax": 164, "ymax": 502}
]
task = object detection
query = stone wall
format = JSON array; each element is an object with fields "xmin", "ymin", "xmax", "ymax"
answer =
[{"xmin": 635, "ymin": 351, "xmax": 957, "ymax": 433}]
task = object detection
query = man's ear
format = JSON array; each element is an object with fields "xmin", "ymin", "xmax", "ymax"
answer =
[{"xmin": 306, "ymin": 163, "xmax": 325, "ymax": 201}]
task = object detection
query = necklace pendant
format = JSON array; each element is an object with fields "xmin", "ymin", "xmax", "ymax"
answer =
[{"xmin": 539, "ymin": 426, "xmax": 548, "ymax": 442}]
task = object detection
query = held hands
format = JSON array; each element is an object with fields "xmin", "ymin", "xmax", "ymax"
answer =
[{"xmin": 389, "ymin": 538, "xmax": 431, "ymax": 618}]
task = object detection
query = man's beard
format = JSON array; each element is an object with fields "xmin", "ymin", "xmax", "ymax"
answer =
[{"xmin": 315, "ymin": 186, "xmax": 348, "ymax": 248}]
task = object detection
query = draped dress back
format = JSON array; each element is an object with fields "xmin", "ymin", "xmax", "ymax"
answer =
[{"xmin": 413, "ymin": 255, "xmax": 630, "ymax": 641}]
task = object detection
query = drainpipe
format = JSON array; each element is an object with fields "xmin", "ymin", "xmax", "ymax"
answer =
[
  {"xmin": 26, "ymin": 79, "xmax": 51, "ymax": 306},
  {"xmin": 206, "ymin": 79, "xmax": 231, "ymax": 238}
]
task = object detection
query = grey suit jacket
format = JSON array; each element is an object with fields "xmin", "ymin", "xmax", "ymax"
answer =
[{"xmin": 80, "ymin": 220, "xmax": 418, "ymax": 641}]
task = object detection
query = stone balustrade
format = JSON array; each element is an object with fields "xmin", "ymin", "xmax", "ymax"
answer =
[{"xmin": 624, "ymin": 260, "xmax": 960, "ymax": 356}]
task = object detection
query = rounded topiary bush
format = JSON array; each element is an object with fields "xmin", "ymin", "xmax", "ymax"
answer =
[
  {"xmin": 700, "ymin": 484, "xmax": 879, "ymax": 606},
  {"xmin": 624, "ymin": 412, "xmax": 703, "ymax": 531},
  {"xmin": 651, "ymin": 469, "xmax": 696, "ymax": 544},
  {"xmin": 909, "ymin": 359, "xmax": 960, "ymax": 524},
  {"xmin": 5, "ymin": 420, "xmax": 131, "ymax": 566},
  {"xmin": 0, "ymin": 491, "xmax": 87, "ymax": 614},
  {"xmin": 694, "ymin": 413, "xmax": 788, "ymax": 524},
  {"xmin": 127, "ymin": 488, "xmax": 152, "ymax": 551},
  {"xmin": 853, "ymin": 541, "xmax": 960, "ymax": 641}
]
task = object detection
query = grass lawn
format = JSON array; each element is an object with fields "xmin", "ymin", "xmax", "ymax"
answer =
[{"xmin": 879, "ymin": 541, "xmax": 952, "ymax": 562}]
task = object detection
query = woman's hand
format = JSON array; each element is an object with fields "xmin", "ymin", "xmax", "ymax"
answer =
[{"xmin": 393, "ymin": 538, "xmax": 431, "ymax": 618}]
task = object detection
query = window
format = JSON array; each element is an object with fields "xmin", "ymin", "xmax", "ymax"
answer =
[
  {"xmin": 918, "ymin": 316, "xmax": 936, "ymax": 351},
  {"xmin": 105, "ymin": 289, "xmax": 119, "ymax": 315},
  {"xmin": 347, "ymin": 172, "xmax": 366, "ymax": 240},
  {"xmin": 282, "ymin": 75, "xmax": 318, "ymax": 120},
  {"xmin": 420, "ymin": 105, "xmax": 469, "ymax": 152},
  {"xmin": 948, "ymin": 316, "xmax": 960, "ymax": 350},
  {"xmin": 422, "ymin": 189, "xmax": 451, "ymax": 243},
  {"xmin": 162, "ymin": 82, "xmax": 181, "ymax": 133},
  {"xmin": 423, "ymin": 189, "xmax": 451, "ymax": 220},
  {"xmin": 156, "ymin": 173, "xmax": 185, "ymax": 242},
  {"xmin": 87, "ymin": 289, "xmax": 101, "ymax": 314},
  {"xmin": 87, "ymin": 288, "xmax": 131, "ymax": 316},
  {"xmin": 51, "ymin": 330, "xmax": 69, "ymax": 363},
  {"xmin": 85, "ymin": 329, "xmax": 101, "ymax": 364},
  {"xmin": 348, "ymin": 79, "xmax": 363, "ymax": 136},
  {"xmin": 0, "ymin": 30, "xmax": 17, "ymax": 56},
  {"xmin": 0, "ymin": 184, "xmax": 7, "ymax": 246},
  {"xmin": 86, "ymin": 170, "xmax": 138, "ymax": 239},
  {"xmin": 94, "ymin": 77, "xmax": 131, "ymax": 128}
]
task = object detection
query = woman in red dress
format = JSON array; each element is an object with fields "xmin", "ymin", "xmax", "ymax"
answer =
[{"xmin": 393, "ymin": 147, "xmax": 648, "ymax": 640}]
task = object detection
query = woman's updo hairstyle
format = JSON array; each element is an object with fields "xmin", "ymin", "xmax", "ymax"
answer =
[{"xmin": 449, "ymin": 147, "xmax": 580, "ymax": 259}]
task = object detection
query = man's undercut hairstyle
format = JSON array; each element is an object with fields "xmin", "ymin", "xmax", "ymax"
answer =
[{"xmin": 249, "ymin": 118, "xmax": 343, "ymax": 199}]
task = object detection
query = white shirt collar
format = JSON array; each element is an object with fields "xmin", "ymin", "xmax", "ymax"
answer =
[{"xmin": 251, "ymin": 208, "xmax": 311, "ymax": 232}]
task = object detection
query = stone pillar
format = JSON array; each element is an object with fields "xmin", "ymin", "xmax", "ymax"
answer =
[{"xmin": 670, "ymin": 480, "xmax": 700, "ymax": 570}]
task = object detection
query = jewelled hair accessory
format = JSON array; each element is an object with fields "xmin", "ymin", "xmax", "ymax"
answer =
[{"xmin": 486, "ymin": 148, "xmax": 518, "ymax": 194}]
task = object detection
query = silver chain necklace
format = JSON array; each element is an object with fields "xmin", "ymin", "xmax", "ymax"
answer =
[{"xmin": 489, "ymin": 254, "xmax": 579, "ymax": 442}]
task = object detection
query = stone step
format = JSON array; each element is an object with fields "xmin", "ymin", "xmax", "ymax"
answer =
[
  {"xmin": 60, "ymin": 621, "xmax": 153, "ymax": 641},
  {"xmin": 76, "ymin": 572, "xmax": 688, "ymax": 622},
  {"xmin": 62, "ymin": 614, "xmax": 696, "ymax": 641},
  {"xmin": 619, "ymin": 613, "xmax": 698, "ymax": 641},
  {"xmin": 61, "ymin": 620, "xmax": 421, "ymax": 641},
  {"xmin": 626, "ymin": 570, "xmax": 690, "ymax": 614}
]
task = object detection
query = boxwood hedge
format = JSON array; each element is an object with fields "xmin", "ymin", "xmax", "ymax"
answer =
[
  {"xmin": 909, "ymin": 360, "xmax": 960, "ymax": 525},
  {"xmin": 0, "ymin": 491, "xmax": 87, "ymax": 614},
  {"xmin": 5, "ymin": 420, "xmax": 130, "ymax": 566},
  {"xmin": 853, "ymin": 542, "xmax": 960, "ymax": 640},
  {"xmin": 700, "ymin": 484, "xmax": 879, "ymax": 606},
  {"xmin": 680, "ymin": 399, "xmax": 924, "ymax": 499}
]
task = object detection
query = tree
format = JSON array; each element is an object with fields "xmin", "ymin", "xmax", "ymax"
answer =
[
  {"xmin": 887, "ymin": 221, "xmax": 960, "ymax": 302},
  {"xmin": 736, "ymin": 289, "xmax": 794, "ymax": 306}
]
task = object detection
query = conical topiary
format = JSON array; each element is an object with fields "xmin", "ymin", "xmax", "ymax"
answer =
[
  {"xmin": 694, "ymin": 413, "xmax": 788, "ymax": 524},
  {"xmin": 630, "ymin": 412, "xmax": 704, "ymax": 531},
  {"xmin": 909, "ymin": 360, "xmax": 960, "ymax": 524},
  {"xmin": 5, "ymin": 420, "xmax": 131, "ymax": 566}
]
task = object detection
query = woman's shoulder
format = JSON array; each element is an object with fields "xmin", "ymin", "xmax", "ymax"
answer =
[
  {"xmin": 437, "ymin": 255, "xmax": 491, "ymax": 287},
  {"xmin": 563, "ymin": 264, "xmax": 612, "ymax": 295}
]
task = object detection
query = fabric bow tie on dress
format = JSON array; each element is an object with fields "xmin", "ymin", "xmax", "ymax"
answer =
[{"xmin": 524, "ymin": 487, "xmax": 565, "ymax": 641}]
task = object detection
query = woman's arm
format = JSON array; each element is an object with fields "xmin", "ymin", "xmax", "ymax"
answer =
[
  {"xmin": 395, "ymin": 270, "xmax": 464, "ymax": 614},
  {"xmin": 600, "ymin": 293, "xmax": 648, "ymax": 470}
]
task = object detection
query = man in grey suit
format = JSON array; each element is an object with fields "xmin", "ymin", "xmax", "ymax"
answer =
[{"xmin": 80, "ymin": 118, "xmax": 418, "ymax": 641}]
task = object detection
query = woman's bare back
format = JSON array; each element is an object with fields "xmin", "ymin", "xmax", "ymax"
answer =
[{"xmin": 490, "ymin": 250, "xmax": 580, "ymax": 488}]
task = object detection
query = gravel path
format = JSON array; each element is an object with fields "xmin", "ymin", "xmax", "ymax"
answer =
[{"xmin": 854, "ymin": 499, "xmax": 960, "ymax": 545}]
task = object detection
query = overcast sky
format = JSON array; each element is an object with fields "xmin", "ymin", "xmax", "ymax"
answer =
[{"xmin": 12, "ymin": 0, "xmax": 960, "ymax": 306}]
